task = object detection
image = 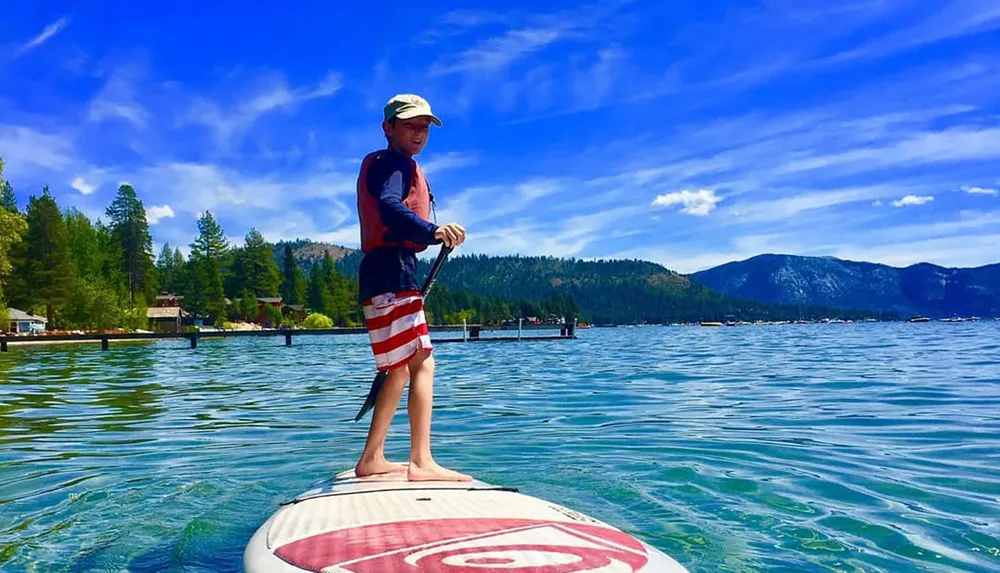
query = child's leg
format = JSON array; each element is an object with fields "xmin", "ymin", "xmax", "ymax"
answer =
[
  {"xmin": 405, "ymin": 348, "xmax": 472, "ymax": 482},
  {"xmin": 354, "ymin": 365, "xmax": 409, "ymax": 477}
]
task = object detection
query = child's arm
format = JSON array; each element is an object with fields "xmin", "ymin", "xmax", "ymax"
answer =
[{"xmin": 378, "ymin": 169, "xmax": 440, "ymax": 245}]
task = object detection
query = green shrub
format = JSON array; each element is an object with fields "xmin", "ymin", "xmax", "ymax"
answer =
[{"xmin": 303, "ymin": 313, "xmax": 333, "ymax": 329}]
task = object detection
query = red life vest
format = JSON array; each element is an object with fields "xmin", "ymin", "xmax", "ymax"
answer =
[{"xmin": 357, "ymin": 150, "xmax": 432, "ymax": 253}]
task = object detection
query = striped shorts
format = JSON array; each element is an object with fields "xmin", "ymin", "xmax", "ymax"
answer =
[{"xmin": 362, "ymin": 290, "xmax": 433, "ymax": 372}]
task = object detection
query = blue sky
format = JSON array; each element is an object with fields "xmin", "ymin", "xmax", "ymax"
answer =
[{"xmin": 2, "ymin": 0, "xmax": 999, "ymax": 273}]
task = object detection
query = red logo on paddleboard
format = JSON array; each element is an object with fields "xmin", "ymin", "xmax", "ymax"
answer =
[{"xmin": 276, "ymin": 518, "xmax": 649, "ymax": 572}]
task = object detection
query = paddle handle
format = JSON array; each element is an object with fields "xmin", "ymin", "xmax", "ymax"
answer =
[{"xmin": 421, "ymin": 245, "xmax": 453, "ymax": 295}]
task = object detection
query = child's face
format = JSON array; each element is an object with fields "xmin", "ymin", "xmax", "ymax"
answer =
[{"xmin": 384, "ymin": 117, "xmax": 432, "ymax": 156}]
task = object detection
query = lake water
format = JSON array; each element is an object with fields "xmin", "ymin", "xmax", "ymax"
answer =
[{"xmin": 1, "ymin": 323, "xmax": 999, "ymax": 572}]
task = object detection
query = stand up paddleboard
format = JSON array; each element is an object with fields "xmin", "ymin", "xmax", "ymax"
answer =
[{"xmin": 244, "ymin": 469, "xmax": 689, "ymax": 572}]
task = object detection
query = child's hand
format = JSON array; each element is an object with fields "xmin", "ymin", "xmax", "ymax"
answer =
[{"xmin": 435, "ymin": 222, "xmax": 466, "ymax": 247}]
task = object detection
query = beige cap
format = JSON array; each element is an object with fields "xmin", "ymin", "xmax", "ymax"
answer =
[{"xmin": 383, "ymin": 94, "xmax": 442, "ymax": 126}]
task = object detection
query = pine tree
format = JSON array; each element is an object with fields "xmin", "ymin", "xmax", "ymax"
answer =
[
  {"xmin": 201, "ymin": 256, "xmax": 227, "ymax": 324},
  {"xmin": 105, "ymin": 184, "xmax": 155, "ymax": 305},
  {"xmin": 188, "ymin": 211, "xmax": 229, "ymax": 323},
  {"xmin": 1, "ymin": 181, "xmax": 16, "ymax": 213},
  {"xmin": 0, "ymin": 157, "xmax": 12, "ymax": 214},
  {"xmin": 64, "ymin": 208, "xmax": 103, "ymax": 278},
  {"xmin": 171, "ymin": 247, "xmax": 188, "ymax": 300},
  {"xmin": 156, "ymin": 243, "xmax": 176, "ymax": 294},
  {"xmin": 22, "ymin": 187, "xmax": 75, "ymax": 325},
  {"xmin": 280, "ymin": 244, "xmax": 306, "ymax": 305},
  {"xmin": 307, "ymin": 262, "xmax": 330, "ymax": 315},
  {"xmin": 240, "ymin": 228, "xmax": 281, "ymax": 297},
  {"xmin": 190, "ymin": 210, "xmax": 229, "ymax": 260},
  {"xmin": 238, "ymin": 289, "xmax": 258, "ymax": 322},
  {"xmin": 320, "ymin": 253, "xmax": 352, "ymax": 325}
]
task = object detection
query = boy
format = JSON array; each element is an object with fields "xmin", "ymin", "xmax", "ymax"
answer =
[{"xmin": 353, "ymin": 94, "xmax": 471, "ymax": 482}]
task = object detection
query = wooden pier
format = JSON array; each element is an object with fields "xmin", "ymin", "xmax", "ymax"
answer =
[{"xmin": 1, "ymin": 321, "xmax": 576, "ymax": 352}]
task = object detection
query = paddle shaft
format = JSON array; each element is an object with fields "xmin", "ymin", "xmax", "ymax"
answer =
[{"xmin": 354, "ymin": 245, "xmax": 453, "ymax": 421}]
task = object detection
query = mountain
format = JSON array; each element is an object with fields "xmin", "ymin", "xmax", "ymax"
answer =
[
  {"xmin": 691, "ymin": 254, "xmax": 1000, "ymax": 319},
  {"xmin": 274, "ymin": 239, "xmax": 354, "ymax": 267},
  {"xmin": 276, "ymin": 241, "xmax": 883, "ymax": 324}
]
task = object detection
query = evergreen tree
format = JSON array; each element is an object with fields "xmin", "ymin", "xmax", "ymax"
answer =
[
  {"xmin": 280, "ymin": 244, "xmax": 306, "ymax": 305},
  {"xmin": 236, "ymin": 228, "xmax": 280, "ymax": 297},
  {"xmin": 64, "ymin": 208, "xmax": 103, "ymax": 279},
  {"xmin": 201, "ymin": 256, "xmax": 227, "ymax": 324},
  {"xmin": 238, "ymin": 289, "xmax": 258, "ymax": 322},
  {"xmin": 105, "ymin": 184, "xmax": 155, "ymax": 304},
  {"xmin": 22, "ymin": 187, "xmax": 74, "ymax": 325},
  {"xmin": 307, "ymin": 262, "xmax": 330, "ymax": 315},
  {"xmin": 190, "ymin": 210, "xmax": 229, "ymax": 259},
  {"xmin": 1, "ymin": 181, "xmax": 16, "ymax": 213},
  {"xmin": 187, "ymin": 211, "xmax": 229, "ymax": 323},
  {"xmin": 320, "ymin": 253, "xmax": 354, "ymax": 326},
  {"xmin": 155, "ymin": 243, "xmax": 177, "ymax": 294},
  {"xmin": 170, "ymin": 247, "xmax": 188, "ymax": 299},
  {"xmin": 62, "ymin": 208, "xmax": 115, "ymax": 329}
]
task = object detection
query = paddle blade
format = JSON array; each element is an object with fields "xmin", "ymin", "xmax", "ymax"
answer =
[{"xmin": 354, "ymin": 370, "xmax": 388, "ymax": 422}]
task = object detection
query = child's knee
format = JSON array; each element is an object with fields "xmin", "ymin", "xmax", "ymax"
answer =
[{"xmin": 408, "ymin": 348, "xmax": 434, "ymax": 373}]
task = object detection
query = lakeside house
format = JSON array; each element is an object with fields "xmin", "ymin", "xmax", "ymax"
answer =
[
  {"xmin": 4, "ymin": 308, "xmax": 48, "ymax": 334},
  {"xmin": 155, "ymin": 293, "xmax": 184, "ymax": 308},
  {"xmin": 147, "ymin": 306, "xmax": 191, "ymax": 332},
  {"xmin": 230, "ymin": 296, "xmax": 284, "ymax": 324},
  {"xmin": 283, "ymin": 303, "xmax": 307, "ymax": 322}
]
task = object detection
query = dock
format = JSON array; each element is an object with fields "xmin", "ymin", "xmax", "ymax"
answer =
[{"xmin": 1, "ymin": 321, "xmax": 577, "ymax": 352}]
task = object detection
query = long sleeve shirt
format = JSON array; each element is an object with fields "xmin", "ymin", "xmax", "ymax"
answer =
[{"xmin": 357, "ymin": 148, "xmax": 440, "ymax": 303}]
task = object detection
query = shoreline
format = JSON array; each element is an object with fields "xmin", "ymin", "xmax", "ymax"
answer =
[{"xmin": 4, "ymin": 338, "xmax": 156, "ymax": 347}]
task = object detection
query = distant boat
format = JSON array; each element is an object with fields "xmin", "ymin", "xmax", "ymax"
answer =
[
  {"xmin": 701, "ymin": 321, "xmax": 723, "ymax": 327},
  {"xmin": 908, "ymin": 316, "xmax": 931, "ymax": 323}
]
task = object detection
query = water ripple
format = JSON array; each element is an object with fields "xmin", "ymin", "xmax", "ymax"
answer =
[{"xmin": 0, "ymin": 323, "xmax": 998, "ymax": 571}]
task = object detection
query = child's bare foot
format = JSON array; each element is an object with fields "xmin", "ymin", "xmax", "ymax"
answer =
[
  {"xmin": 355, "ymin": 457, "xmax": 407, "ymax": 477},
  {"xmin": 407, "ymin": 459, "xmax": 473, "ymax": 482}
]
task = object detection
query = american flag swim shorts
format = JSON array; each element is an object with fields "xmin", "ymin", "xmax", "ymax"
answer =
[{"xmin": 362, "ymin": 290, "xmax": 433, "ymax": 371}]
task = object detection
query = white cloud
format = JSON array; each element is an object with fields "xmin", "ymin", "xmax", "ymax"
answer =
[
  {"xmin": 893, "ymin": 195, "xmax": 934, "ymax": 207},
  {"xmin": 184, "ymin": 71, "xmax": 344, "ymax": 150},
  {"xmin": 132, "ymin": 162, "xmax": 356, "ymax": 215},
  {"xmin": 420, "ymin": 152, "xmax": 478, "ymax": 175},
  {"xmin": 832, "ymin": 233, "xmax": 1000, "ymax": 269},
  {"xmin": 88, "ymin": 64, "xmax": 149, "ymax": 129},
  {"xmin": 146, "ymin": 205, "xmax": 175, "ymax": 225},
  {"xmin": 516, "ymin": 178, "xmax": 563, "ymax": 201},
  {"xmin": 18, "ymin": 17, "xmax": 69, "ymax": 54},
  {"xmin": 430, "ymin": 27, "xmax": 565, "ymax": 76},
  {"xmin": 962, "ymin": 185, "xmax": 998, "ymax": 196},
  {"xmin": 651, "ymin": 189, "xmax": 722, "ymax": 216},
  {"xmin": 817, "ymin": 2, "xmax": 1000, "ymax": 67},
  {"xmin": 70, "ymin": 177, "xmax": 96, "ymax": 195},
  {"xmin": 776, "ymin": 127, "xmax": 1000, "ymax": 176},
  {"xmin": 0, "ymin": 125, "xmax": 74, "ymax": 173}
]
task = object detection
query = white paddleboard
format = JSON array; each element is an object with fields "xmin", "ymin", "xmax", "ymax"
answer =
[{"xmin": 244, "ymin": 468, "xmax": 689, "ymax": 572}]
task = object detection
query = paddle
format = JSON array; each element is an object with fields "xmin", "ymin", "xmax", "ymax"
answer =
[{"xmin": 354, "ymin": 245, "xmax": 454, "ymax": 422}]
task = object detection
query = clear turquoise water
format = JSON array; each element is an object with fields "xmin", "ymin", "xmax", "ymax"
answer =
[{"xmin": 1, "ymin": 323, "xmax": 999, "ymax": 572}]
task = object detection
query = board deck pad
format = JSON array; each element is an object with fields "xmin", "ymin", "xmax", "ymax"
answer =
[{"xmin": 244, "ymin": 469, "xmax": 689, "ymax": 572}]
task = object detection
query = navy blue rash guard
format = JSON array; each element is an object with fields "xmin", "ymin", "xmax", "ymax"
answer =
[{"xmin": 357, "ymin": 148, "xmax": 441, "ymax": 303}]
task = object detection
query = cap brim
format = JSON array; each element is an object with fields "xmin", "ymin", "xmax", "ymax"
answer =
[{"xmin": 395, "ymin": 110, "xmax": 442, "ymax": 126}]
